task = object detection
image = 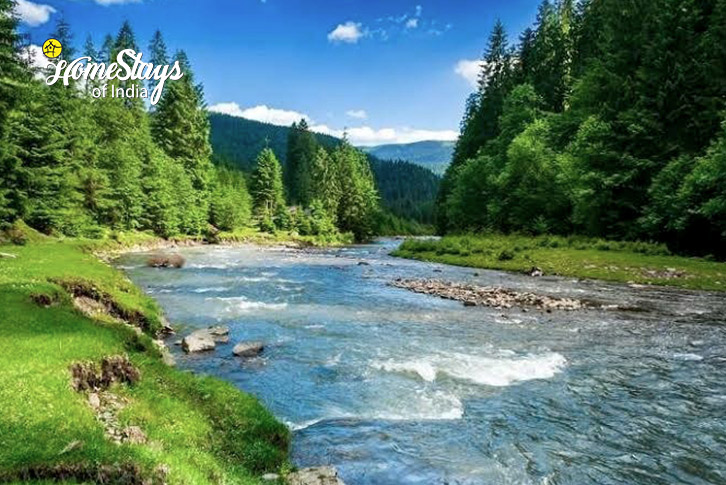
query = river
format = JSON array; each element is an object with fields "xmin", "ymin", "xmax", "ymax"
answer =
[{"xmin": 117, "ymin": 239, "xmax": 726, "ymax": 485}]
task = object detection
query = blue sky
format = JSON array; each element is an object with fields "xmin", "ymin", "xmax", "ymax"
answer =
[{"xmin": 16, "ymin": 0, "xmax": 541, "ymax": 145}]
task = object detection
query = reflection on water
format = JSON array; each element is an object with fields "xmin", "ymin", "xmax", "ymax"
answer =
[{"xmin": 118, "ymin": 239, "xmax": 726, "ymax": 485}]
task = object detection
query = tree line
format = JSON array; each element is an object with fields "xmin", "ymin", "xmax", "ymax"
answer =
[
  {"xmin": 0, "ymin": 7, "xmax": 384, "ymax": 242},
  {"xmin": 438, "ymin": 0, "xmax": 726, "ymax": 257}
]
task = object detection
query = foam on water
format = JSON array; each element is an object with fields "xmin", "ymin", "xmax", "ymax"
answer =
[
  {"xmin": 372, "ymin": 351, "xmax": 567, "ymax": 387},
  {"xmin": 207, "ymin": 296, "xmax": 288, "ymax": 314}
]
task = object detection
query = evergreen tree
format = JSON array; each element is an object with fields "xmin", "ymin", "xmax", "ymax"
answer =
[
  {"xmin": 285, "ymin": 119, "xmax": 318, "ymax": 205},
  {"xmin": 251, "ymin": 148, "xmax": 286, "ymax": 230},
  {"xmin": 52, "ymin": 17, "xmax": 76, "ymax": 62},
  {"xmin": 151, "ymin": 50, "xmax": 214, "ymax": 233},
  {"xmin": 100, "ymin": 34, "xmax": 114, "ymax": 62},
  {"xmin": 147, "ymin": 29, "xmax": 169, "ymax": 95},
  {"xmin": 332, "ymin": 140, "xmax": 379, "ymax": 241},
  {"xmin": 0, "ymin": 0, "xmax": 27, "ymax": 225}
]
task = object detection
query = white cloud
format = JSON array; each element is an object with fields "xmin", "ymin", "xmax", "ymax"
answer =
[
  {"xmin": 346, "ymin": 109, "xmax": 367, "ymax": 120},
  {"xmin": 327, "ymin": 21, "xmax": 365, "ymax": 44},
  {"xmin": 94, "ymin": 0, "xmax": 142, "ymax": 5},
  {"xmin": 454, "ymin": 58, "xmax": 483, "ymax": 89},
  {"xmin": 415, "ymin": 5, "xmax": 423, "ymax": 17},
  {"xmin": 405, "ymin": 18, "xmax": 418, "ymax": 29},
  {"xmin": 13, "ymin": 0, "xmax": 55, "ymax": 26},
  {"xmin": 22, "ymin": 44, "xmax": 53, "ymax": 74},
  {"xmin": 209, "ymin": 103, "xmax": 309, "ymax": 126},
  {"xmin": 311, "ymin": 124, "xmax": 457, "ymax": 147},
  {"xmin": 210, "ymin": 102, "xmax": 457, "ymax": 146}
]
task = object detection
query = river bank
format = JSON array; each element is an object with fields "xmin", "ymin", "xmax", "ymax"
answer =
[
  {"xmin": 392, "ymin": 234, "xmax": 726, "ymax": 292},
  {"xmin": 0, "ymin": 228, "xmax": 292, "ymax": 483}
]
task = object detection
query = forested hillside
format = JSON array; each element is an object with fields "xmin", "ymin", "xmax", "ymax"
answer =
[
  {"xmin": 363, "ymin": 141, "xmax": 454, "ymax": 175},
  {"xmin": 438, "ymin": 0, "xmax": 726, "ymax": 258},
  {"xmin": 209, "ymin": 113, "xmax": 439, "ymax": 227},
  {"xmin": 209, "ymin": 113, "xmax": 339, "ymax": 169},
  {"xmin": 369, "ymin": 159, "xmax": 439, "ymax": 225}
]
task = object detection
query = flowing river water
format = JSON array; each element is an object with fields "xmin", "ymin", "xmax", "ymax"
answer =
[{"xmin": 117, "ymin": 239, "xmax": 726, "ymax": 485}]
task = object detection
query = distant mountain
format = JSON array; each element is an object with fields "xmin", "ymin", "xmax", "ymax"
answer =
[
  {"xmin": 361, "ymin": 140, "xmax": 455, "ymax": 175},
  {"xmin": 208, "ymin": 113, "xmax": 440, "ymax": 224}
]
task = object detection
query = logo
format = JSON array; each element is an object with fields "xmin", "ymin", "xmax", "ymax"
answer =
[
  {"xmin": 43, "ymin": 39, "xmax": 62, "ymax": 59},
  {"xmin": 45, "ymin": 49, "xmax": 184, "ymax": 105}
]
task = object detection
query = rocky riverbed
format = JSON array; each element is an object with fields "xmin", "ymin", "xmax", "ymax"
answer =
[{"xmin": 391, "ymin": 278, "xmax": 589, "ymax": 310}]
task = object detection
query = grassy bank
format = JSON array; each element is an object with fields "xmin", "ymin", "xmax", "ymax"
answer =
[
  {"xmin": 393, "ymin": 234, "xmax": 726, "ymax": 291},
  {"xmin": 0, "ymin": 230, "xmax": 290, "ymax": 483}
]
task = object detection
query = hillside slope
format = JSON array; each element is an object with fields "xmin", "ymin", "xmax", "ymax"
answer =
[{"xmin": 362, "ymin": 141, "xmax": 454, "ymax": 175}]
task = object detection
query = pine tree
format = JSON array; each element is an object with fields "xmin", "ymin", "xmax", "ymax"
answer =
[
  {"xmin": 285, "ymin": 119, "xmax": 318, "ymax": 205},
  {"xmin": 332, "ymin": 140, "xmax": 379, "ymax": 241},
  {"xmin": 100, "ymin": 34, "xmax": 114, "ymax": 62},
  {"xmin": 52, "ymin": 17, "xmax": 76, "ymax": 62},
  {"xmin": 0, "ymin": 0, "xmax": 27, "ymax": 225},
  {"xmin": 151, "ymin": 50, "xmax": 214, "ymax": 233},
  {"xmin": 251, "ymin": 148, "xmax": 285, "ymax": 229},
  {"xmin": 147, "ymin": 30, "xmax": 169, "ymax": 95}
]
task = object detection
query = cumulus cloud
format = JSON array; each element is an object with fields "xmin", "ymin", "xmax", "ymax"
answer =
[
  {"xmin": 94, "ymin": 0, "xmax": 142, "ymax": 5},
  {"xmin": 209, "ymin": 102, "xmax": 457, "ymax": 146},
  {"xmin": 209, "ymin": 103, "xmax": 310, "ymax": 126},
  {"xmin": 405, "ymin": 18, "xmax": 418, "ymax": 29},
  {"xmin": 13, "ymin": 0, "xmax": 55, "ymax": 26},
  {"xmin": 311, "ymin": 124, "xmax": 457, "ymax": 146},
  {"xmin": 346, "ymin": 109, "xmax": 368, "ymax": 119},
  {"xmin": 22, "ymin": 44, "xmax": 53, "ymax": 73},
  {"xmin": 454, "ymin": 58, "xmax": 484, "ymax": 88},
  {"xmin": 327, "ymin": 21, "xmax": 365, "ymax": 44}
]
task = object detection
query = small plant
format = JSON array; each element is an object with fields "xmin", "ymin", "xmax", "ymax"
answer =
[{"xmin": 497, "ymin": 249, "xmax": 515, "ymax": 261}]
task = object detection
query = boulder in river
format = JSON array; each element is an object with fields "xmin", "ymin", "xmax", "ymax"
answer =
[
  {"xmin": 528, "ymin": 267, "xmax": 544, "ymax": 277},
  {"xmin": 233, "ymin": 341, "xmax": 264, "ymax": 357},
  {"xmin": 147, "ymin": 253, "xmax": 185, "ymax": 269},
  {"xmin": 287, "ymin": 466, "xmax": 345, "ymax": 485},
  {"xmin": 182, "ymin": 331, "xmax": 216, "ymax": 353}
]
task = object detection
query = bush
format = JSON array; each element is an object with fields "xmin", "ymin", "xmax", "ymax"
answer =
[{"xmin": 498, "ymin": 249, "xmax": 515, "ymax": 261}]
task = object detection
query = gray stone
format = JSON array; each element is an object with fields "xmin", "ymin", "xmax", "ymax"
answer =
[
  {"xmin": 182, "ymin": 332, "xmax": 216, "ymax": 353},
  {"xmin": 233, "ymin": 341, "xmax": 264, "ymax": 357},
  {"xmin": 287, "ymin": 466, "xmax": 345, "ymax": 485}
]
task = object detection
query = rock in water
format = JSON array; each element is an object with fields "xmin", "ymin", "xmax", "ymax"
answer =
[
  {"xmin": 528, "ymin": 266, "xmax": 544, "ymax": 277},
  {"xmin": 233, "ymin": 341, "xmax": 264, "ymax": 357},
  {"xmin": 182, "ymin": 332, "xmax": 216, "ymax": 353},
  {"xmin": 288, "ymin": 466, "xmax": 345, "ymax": 485}
]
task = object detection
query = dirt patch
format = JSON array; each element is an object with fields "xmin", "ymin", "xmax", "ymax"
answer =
[
  {"xmin": 391, "ymin": 278, "xmax": 588, "ymax": 311},
  {"xmin": 30, "ymin": 291, "xmax": 61, "ymax": 308},
  {"xmin": 70, "ymin": 355, "xmax": 140, "ymax": 392},
  {"xmin": 2, "ymin": 462, "xmax": 160, "ymax": 484},
  {"xmin": 56, "ymin": 278, "xmax": 154, "ymax": 333}
]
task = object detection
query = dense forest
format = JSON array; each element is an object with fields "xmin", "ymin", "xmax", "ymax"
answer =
[
  {"xmin": 438, "ymin": 0, "xmax": 726, "ymax": 258},
  {"xmin": 209, "ymin": 113, "xmax": 340, "ymax": 170},
  {"xmin": 210, "ymin": 113, "xmax": 439, "ymax": 227},
  {"xmin": 0, "ymin": 8, "xmax": 395, "ymax": 242},
  {"xmin": 369, "ymin": 159, "xmax": 439, "ymax": 225}
]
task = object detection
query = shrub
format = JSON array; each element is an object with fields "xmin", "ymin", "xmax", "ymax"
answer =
[{"xmin": 498, "ymin": 249, "xmax": 515, "ymax": 261}]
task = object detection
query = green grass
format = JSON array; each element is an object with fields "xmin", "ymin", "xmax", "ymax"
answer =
[
  {"xmin": 392, "ymin": 234, "xmax": 726, "ymax": 291},
  {"xmin": 0, "ymin": 233, "xmax": 289, "ymax": 483}
]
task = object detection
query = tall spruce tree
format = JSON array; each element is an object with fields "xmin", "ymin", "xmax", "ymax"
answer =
[
  {"xmin": 285, "ymin": 119, "xmax": 318, "ymax": 205},
  {"xmin": 251, "ymin": 148, "xmax": 286, "ymax": 230},
  {"xmin": 151, "ymin": 50, "xmax": 214, "ymax": 233},
  {"xmin": 147, "ymin": 30, "xmax": 169, "ymax": 96}
]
